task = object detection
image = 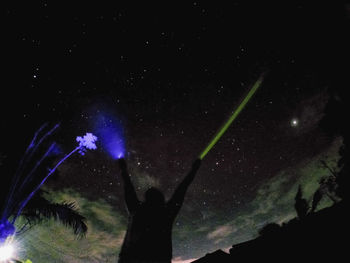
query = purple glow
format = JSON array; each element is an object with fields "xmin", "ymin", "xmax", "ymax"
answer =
[
  {"xmin": 1, "ymin": 125, "xmax": 99, "ymax": 241},
  {"xmin": 12, "ymin": 133, "xmax": 98, "ymax": 224},
  {"xmin": 17, "ymin": 143, "xmax": 57, "ymax": 195},
  {"xmin": 1, "ymin": 124, "xmax": 59, "ymax": 222},
  {"xmin": 13, "ymin": 146, "xmax": 80, "ymax": 223},
  {"xmin": 0, "ymin": 220, "xmax": 15, "ymax": 243},
  {"xmin": 94, "ymin": 113, "xmax": 125, "ymax": 159}
]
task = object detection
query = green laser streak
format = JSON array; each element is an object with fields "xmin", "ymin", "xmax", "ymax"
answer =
[{"xmin": 199, "ymin": 74, "xmax": 265, "ymax": 160}]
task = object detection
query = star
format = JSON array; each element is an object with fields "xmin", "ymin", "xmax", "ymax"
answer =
[{"xmin": 291, "ymin": 118, "xmax": 299, "ymax": 127}]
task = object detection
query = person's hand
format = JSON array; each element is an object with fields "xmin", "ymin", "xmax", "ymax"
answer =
[
  {"xmin": 118, "ymin": 158, "xmax": 127, "ymax": 171},
  {"xmin": 192, "ymin": 158, "xmax": 201, "ymax": 171}
]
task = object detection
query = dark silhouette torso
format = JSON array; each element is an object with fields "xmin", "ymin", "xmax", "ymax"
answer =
[{"xmin": 119, "ymin": 203, "xmax": 177, "ymax": 262}]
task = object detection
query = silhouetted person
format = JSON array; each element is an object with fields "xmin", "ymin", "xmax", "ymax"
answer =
[{"xmin": 117, "ymin": 158, "xmax": 201, "ymax": 263}]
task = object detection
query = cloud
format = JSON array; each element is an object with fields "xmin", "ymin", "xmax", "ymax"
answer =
[
  {"xmin": 218, "ymin": 136, "xmax": 343, "ymax": 245},
  {"xmin": 207, "ymin": 225, "xmax": 235, "ymax": 244},
  {"xmin": 172, "ymin": 257, "xmax": 198, "ymax": 263},
  {"xmin": 17, "ymin": 188, "xmax": 127, "ymax": 263},
  {"xmin": 132, "ymin": 170, "xmax": 161, "ymax": 192}
]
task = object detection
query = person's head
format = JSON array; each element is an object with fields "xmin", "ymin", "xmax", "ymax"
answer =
[{"xmin": 144, "ymin": 187, "xmax": 165, "ymax": 206}]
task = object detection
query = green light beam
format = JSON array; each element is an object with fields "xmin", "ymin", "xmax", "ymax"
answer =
[{"xmin": 199, "ymin": 73, "xmax": 265, "ymax": 160}]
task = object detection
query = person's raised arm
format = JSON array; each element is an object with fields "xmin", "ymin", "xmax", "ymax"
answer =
[
  {"xmin": 167, "ymin": 159, "xmax": 201, "ymax": 216},
  {"xmin": 118, "ymin": 158, "xmax": 139, "ymax": 213}
]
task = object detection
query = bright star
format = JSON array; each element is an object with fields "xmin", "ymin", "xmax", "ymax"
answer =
[{"xmin": 291, "ymin": 118, "xmax": 298, "ymax": 127}]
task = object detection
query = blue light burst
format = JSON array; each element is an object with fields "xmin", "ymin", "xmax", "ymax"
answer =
[
  {"xmin": 94, "ymin": 113, "xmax": 125, "ymax": 159},
  {"xmin": 0, "ymin": 220, "xmax": 15, "ymax": 243}
]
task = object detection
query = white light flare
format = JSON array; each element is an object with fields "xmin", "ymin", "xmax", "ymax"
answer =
[{"xmin": 0, "ymin": 243, "xmax": 14, "ymax": 261}]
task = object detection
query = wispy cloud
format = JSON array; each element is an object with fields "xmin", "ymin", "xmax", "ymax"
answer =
[
  {"xmin": 207, "ymin": 225, "xmax": 235, "ymax": 244},
  {"xmin": 172, "ymin": 257, "xmax": 198, "ymax": 263},
  {"xmin": 221, "ymin": 137, "xmax": 343, "ymax": 245}
]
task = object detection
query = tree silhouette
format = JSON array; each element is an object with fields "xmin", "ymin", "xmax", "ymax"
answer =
[
  {"xmin": 17, "ymin": 189, "xmax": 87, "ymax": 237},
  {"xmin": 294, "ymin": 185, "xmax": 309, "ymax": 219}
]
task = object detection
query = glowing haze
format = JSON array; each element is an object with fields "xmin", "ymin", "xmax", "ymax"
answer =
[{"xmin": 94, "ymin": 112, "xmax": 126, "ymax": 159}]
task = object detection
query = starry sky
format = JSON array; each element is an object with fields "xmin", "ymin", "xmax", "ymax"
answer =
[{"xmin": 2, "ymin": 2, "xmax": 350, "ymax": 262}]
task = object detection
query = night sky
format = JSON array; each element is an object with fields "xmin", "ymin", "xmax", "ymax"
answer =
[{"xmin": 2, "ymin": 2, "xmax": 349, "ymax": 262}]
